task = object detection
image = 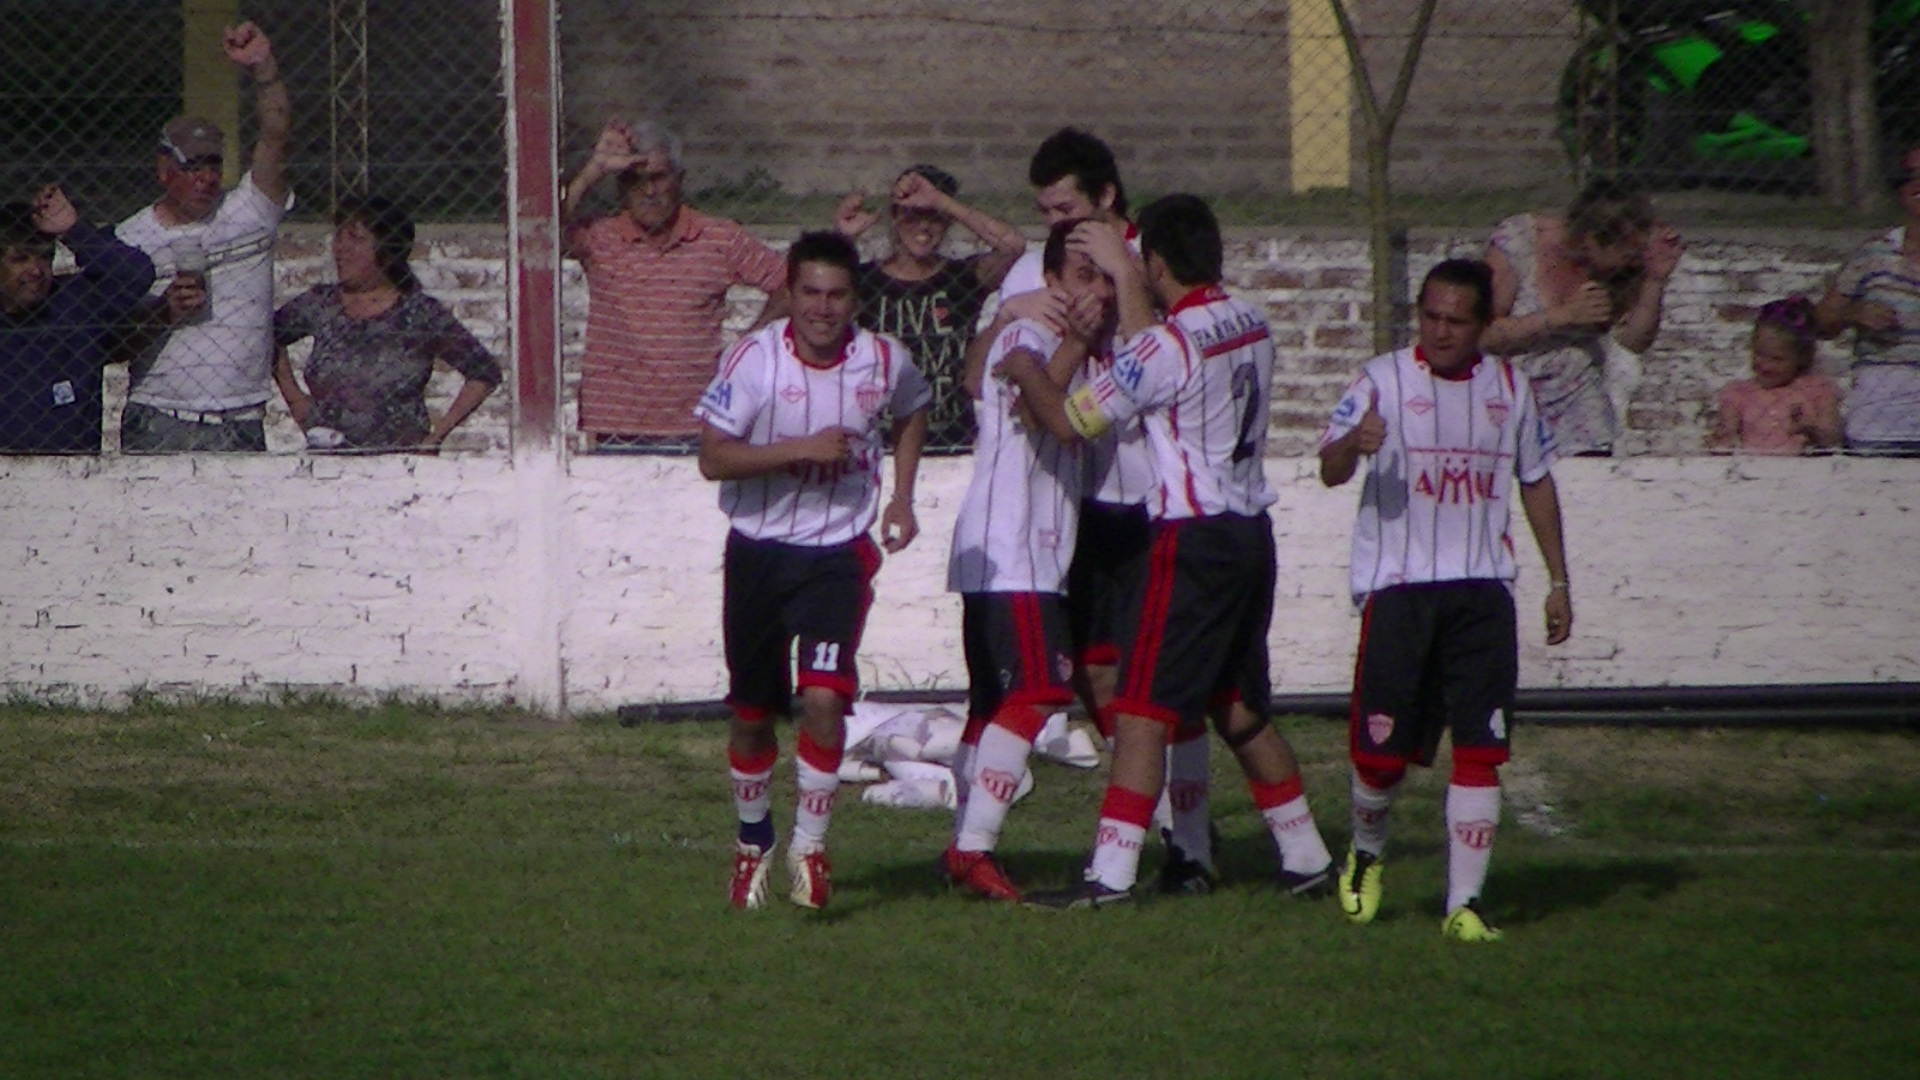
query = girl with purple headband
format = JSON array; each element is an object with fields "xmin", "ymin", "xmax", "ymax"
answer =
[{"xmin": 1708, "ymin": 297, "xmax": 1842, "ymax": 455}]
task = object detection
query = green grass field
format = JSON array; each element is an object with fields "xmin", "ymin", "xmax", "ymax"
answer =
[{"xmin": 3, "ymin": 701, "xmax": 1917, "ymax": 1079}]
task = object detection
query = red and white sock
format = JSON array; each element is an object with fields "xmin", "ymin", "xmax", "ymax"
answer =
[
  {"xmin": 1446, "ymin": 762, "xmax": 1501, "ymax": 913},
  {"xmin": 949, "ymin": 715, "xmax": 990, "ymax": 843},
  {"xmin": 1350, "ymin": 763, "xmax": 1405, "ymax": 858},
  {"xmin": 1251, "ymin": 775, "xmax": 1333, "ymax": 875},
  {"xmin": 729, "ymin": 743, "xmax": 777, "ymax": 846},
  {"xmin": 1165, "ymin": 730, "xmax": 1213, "ymax": 871},
  {"xmin": 790, "ymin": 731, "xmax": 842, "ymax": 856},
  {"xmin": 1087, "ymin": 785, "xmax": 1156, "ymax": 891},
  {"xmin": 955, "ymin": 706, "xmax": 1044, "ymax": 854}
]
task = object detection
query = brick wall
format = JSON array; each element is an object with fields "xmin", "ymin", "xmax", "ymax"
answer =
[{"xmin": 3, "ymin": 454, "xmax": 1914, "ymax": 713}]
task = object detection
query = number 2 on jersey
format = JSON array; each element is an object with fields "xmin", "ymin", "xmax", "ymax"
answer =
[{"xmin": 1230, "ymin": 362, "xmax": 1262, "ymax": 463}]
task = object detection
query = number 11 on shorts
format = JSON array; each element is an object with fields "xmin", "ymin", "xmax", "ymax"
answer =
[{"xmin": 810, "ymin": 641, "xmax": 841, "ymax": 672}]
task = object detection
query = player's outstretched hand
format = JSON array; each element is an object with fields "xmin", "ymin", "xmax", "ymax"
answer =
[
  {"xmin": 999, "ymin": 287, "xmax": 1069, "ymax": 336},
  {"xmin": 223, "ymin": 21, "xmax": 275, "ymax": 71},
  {"xmin": 1544, "ymin": 589, "xmax": 1573, "ymax": 645},
  {"xmin": 1066, "ymin": 220, "xmax": 1133, "ymax": 278},
  {"xmin": 834, "ymin": 191, "xmax": 878, "ymax": 239},
  {"xmin": 31, "ymin": 184, "xmax": 78, "ymax": 237},
  {"xmin": 1352, "ymin": 387, "xmax": 1388, "ymax": 454},
  {"xmin": 791, "ymin": 425, "xmax": 858, "ymax": 465},
  {"xmin": 880, "ymin": 497, "xmax": 918, "ymax": 553}
]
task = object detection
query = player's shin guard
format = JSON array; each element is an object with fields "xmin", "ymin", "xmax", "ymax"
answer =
[
  {"xmin": 1251, "ymin": 775, "xmax": 1334, "ymax": 875},
  {"xmin": 1088, "ymin": 785, "xmax": 1157, "ymax": 891},
  {"xmin": 1445, "ymin": 760, "xmax": 1502, "ymax": 914},
  {"xmin": 729, "ymin": 743, "xmax": 779, "ymax": 849},
  {"xmin": 1351, "ymin": 763, "xmax": 1405, "ymax": 858},
  {"xmin": 955, "ymin": 706, "xmax": 1046, "ymax": 854},
  {"xmin": 1165, "ymin": 729, "xmax": 1213, "ymax": 871},
  {"xmin": 790, "ymin": 731, "xmax": 842, "ymax": 856}
]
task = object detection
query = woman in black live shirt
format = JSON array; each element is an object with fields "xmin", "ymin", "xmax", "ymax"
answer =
[{"xmin": 834, "ymin": 165, "xmax": 1027, "ymax": 453}]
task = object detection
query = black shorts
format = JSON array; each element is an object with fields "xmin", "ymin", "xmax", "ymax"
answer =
[
  {"xmin": 961, "ymin": 592, "xmax": 1076, "ymax": 723},
  {"xmin": 1112, "ymin": 512, "xmax": 1275, "ymax": 729},
  {"xmin": 721, "ymin": 530, "xmax": 881, "ymax": 720},
  {"xmin": 1348, "ymin": 580, "xmax": 1517, "ymax": 771},
  {"xmin": 1065, "ymin": 499, "xmax": 1151, "ymax": 667}
]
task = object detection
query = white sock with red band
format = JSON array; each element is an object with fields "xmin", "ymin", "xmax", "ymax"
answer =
[
  {"xmin": 791, "ymin": 731, "xmax": 842, "ymax": 856},
  {"xmin": 728, "ymin": 743, "xmax": 777, "ymax": 847},
  {"xmin": 955, "ymin": 706, "xmax": 1046, "ymax": 854},
  {"xmin": 1351, "ymin": 763, "xmax": 1405, "ymax": 858},
  {"xmin": 1446, "ymin": 760, "xmax": 1502, "ymax": 912},
  {"xmin": 1088, "ymin": 785, "xmax": 1157, "ymax": 891},
  {"xmin": 1251, "ymin": 776, "xmax": 1333, "ymax": 875},
  {"xmin": 1166, "ymin": 731, "xmax": 1213, "ymax": 870}
]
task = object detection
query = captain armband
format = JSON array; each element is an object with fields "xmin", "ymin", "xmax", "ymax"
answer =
[{"xmin": 1065, "ymin": 386, "xmax": 1111, "ymax": 439}]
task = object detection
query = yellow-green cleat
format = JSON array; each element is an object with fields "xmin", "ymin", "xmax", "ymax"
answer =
[
  {"xmin": 1442, "ymin": 902, "xmax": 1504, "ymax": 943},
  {"xmin": 1338, "ymin": 845, "xmax": 1383, "ymax": 925}
]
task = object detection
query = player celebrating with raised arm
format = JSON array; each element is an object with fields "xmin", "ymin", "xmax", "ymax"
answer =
[
  {"xmin": 942, "ymin": 220, "xmax": 1117, "ymax": 901},
  {"xmin": 1318, "ymin": 258, "xmax": 1573, "ymax": 943},
  {"xmin": 694, "ymin": 231, "xmax": 931, "ymax": 911},
  {"xmin": 1012, "ymin": 196, "xmax": 1337, "ymax": 908}
]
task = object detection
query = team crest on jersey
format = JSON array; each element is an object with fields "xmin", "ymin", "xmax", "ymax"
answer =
[
  {"xmin": 1406, "ymin": 396, "xmax": 1435, "ymax": 416},
  {"xmin": 856, "ymin": 381, "xmax": 887, "ymax": 414},
  {"xmin": 780, "ymin": 384, "xmax": 807, "ymax": 404},
  {"xmin": 1366, "ymin": 712, "xmax": 1395, "ymax": 745},
  {"xmin": 1484, "ymin": 398, "xmax": 1511, "ymax": 428}
]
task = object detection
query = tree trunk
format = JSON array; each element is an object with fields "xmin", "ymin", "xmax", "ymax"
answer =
[{"xmin": 1808, "ymin": 0, "xmax": 1887, "ymax": 213}]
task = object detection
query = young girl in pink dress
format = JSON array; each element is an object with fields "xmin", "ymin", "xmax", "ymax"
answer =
[{"xmin": 1708, "ymin": 297, "xmax": 1843, "ymax": 455}]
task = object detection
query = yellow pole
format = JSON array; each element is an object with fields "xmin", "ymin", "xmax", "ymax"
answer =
[
  {"xmin": 181, "ymin": 0, "xmax": 244, "ymax": 186},
  {"xmin": 1289, "ymin": 0, "xmax": 1352, "ymax": 193}
]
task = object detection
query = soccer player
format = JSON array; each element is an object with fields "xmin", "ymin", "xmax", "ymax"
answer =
[
  {"xmin": 693, "ymin": 231, "xmax": 931, "ymax": 911},
  {"xmin": 942, "ymin": 220, "xmax": 1117, "ymax": 901},
  {"xmin": 1013, "ymin": 195, "xmax": 1337, "ymax": 908},
  {"xmin": 1317, "ymin": 258, "xmax": 1574, "ymax": 943}
]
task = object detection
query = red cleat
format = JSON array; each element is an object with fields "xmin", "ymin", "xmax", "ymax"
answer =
[{"xmin": 943, "ymin": 846, "xmax": 1023, "ymax": 902}]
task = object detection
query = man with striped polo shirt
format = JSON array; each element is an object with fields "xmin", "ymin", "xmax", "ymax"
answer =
[
  {"xmin": 1013, "ymin": 195, "xmax": 1337, "ymax": 908},
  {"xmin": 694, "ymin": 231, "xmax": 930, "ymax": 911},
  {"xmin": 941, "ymin": 220, "xmax": 1115, "ymax": 901},
  {"xmin": 1318, "ymin": 258, "xmax": 1574, "ymax": 943},
  {"xmin": 565, "ymin": 118, "xmax": 789, "ymax": 451}
]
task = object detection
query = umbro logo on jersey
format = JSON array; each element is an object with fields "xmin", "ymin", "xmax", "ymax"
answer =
[
  {"xmin": 780, "ymin": 384, "xmax": 806, "ymax": 403},
  {"xmin": 1407, "ymin": 396, "xmax": 1435, "ymax": 416}
]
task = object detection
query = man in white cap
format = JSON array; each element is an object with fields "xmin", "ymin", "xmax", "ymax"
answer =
[{"xmin": 117, "ymin": 20, "xmax": 292, "ymax": 452}]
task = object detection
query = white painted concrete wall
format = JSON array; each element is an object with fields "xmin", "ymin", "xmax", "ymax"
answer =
[{"xmin": 3, "ymin": 454, "xmax": 1913, "ymax": 714}]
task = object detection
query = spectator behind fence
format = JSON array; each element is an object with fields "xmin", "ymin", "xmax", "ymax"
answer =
[
  {"xmin": 1483, "ymin": 177, "xmax": 1685, "ymax": 456},
  {"xmin": 563, "ymin": 118, "xmax": 789, "ymax": 452},
  {"xmin": 1708, "ymin": 297, "xmax": 1841, "ymax": 456},
  {"xmin": 271, "ymin": 198, "xmax": 500, "ymax": 453},
  {"xmin": 116, "ymin": 21, "xmax": 292, "ymax": 453},
  {"xmin": 832, "ymin": 165, "xmax": 1026, "ymax": 451},
  {"xmin": 0, "ymin": 187, "xmax": 154, "ymax": 453},
  {"xmin": 1813, "ymin": 143, "xmax": 1920, "ymax": 456}
]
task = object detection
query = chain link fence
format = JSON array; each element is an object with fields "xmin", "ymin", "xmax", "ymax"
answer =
[{"xmin": 4, "ymin": 2, "xmax": 1917, "ymax": 458}]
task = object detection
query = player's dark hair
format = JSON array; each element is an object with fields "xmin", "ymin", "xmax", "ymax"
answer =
[
  {"xmin": 1041, "ymin": 217, "xmax": 1094, "ymax": 277},
  {"xmin": 1419, "ymin": 258, "xmax": 1496, "ymax": 323},
  {"xmin": 0, "ymin": 202, "xmax": 52, "ymax": 257},
  {"xmin": 335, "ymin": 195, "xmax": 420, "ymax": 293},
  {"xmin": 1029, "ymin": 127, "xmax": 1128, "ymax": 218},
  {"xmin": 1566, "ymin": 176, "xmax": 1655, "ymax": 248},
  {"xmin": 786, "ymin": 229, "xmax": 860, "ymax": 286},
  {"xmin": 1136, "ymin": 194, "xmax": 1223, "ymax": 286}
]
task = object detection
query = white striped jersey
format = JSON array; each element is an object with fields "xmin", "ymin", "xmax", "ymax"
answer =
[
  {"xmin": 1069, "ymin": 285, "xmax": 1280, "ymax": 521},
  {"xmin": 948, "ymin": 320, "xmax": 1083, "ymax": 594},
  {"xmin": 1319, "ymin": 346, "xmax": 1557, "ymax": 604},
  {"xmin": 694, "ymin": 320, "xmax": 931, "ymax": 547}
]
